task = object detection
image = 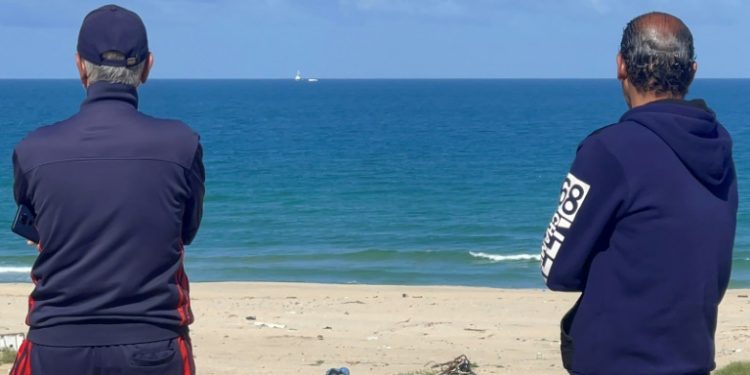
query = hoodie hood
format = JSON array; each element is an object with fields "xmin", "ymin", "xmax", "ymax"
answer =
[{"xmin": 621, "ymin": 99, "xmax": 734, "ymax": 194}]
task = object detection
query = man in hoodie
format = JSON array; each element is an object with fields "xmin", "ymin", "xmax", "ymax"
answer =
[
  {"xmin": 540, "ymin": 12, "xmax": 737, "ymax": 375},
  {"xmin": 10, "ymin": 5, "xmax": 203, "ymax": 375}
]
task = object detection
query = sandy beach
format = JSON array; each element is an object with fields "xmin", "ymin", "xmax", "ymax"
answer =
[{"xmin": 0, "ymin": 282, "xmax": 748, "ymax": 374}]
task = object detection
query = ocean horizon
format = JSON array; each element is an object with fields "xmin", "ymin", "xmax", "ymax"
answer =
[{"xmin": 1, "ymin": 79, "xmax": 748, "ymax": 288}]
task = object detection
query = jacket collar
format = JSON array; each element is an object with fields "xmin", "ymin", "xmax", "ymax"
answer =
[
  {"xmin": 81, "ymin": 82, "xmax": 139, "ymax": 110},
  {"xmin": 620, "ymin": 98, "xmax": 712, "ymax": 122}
]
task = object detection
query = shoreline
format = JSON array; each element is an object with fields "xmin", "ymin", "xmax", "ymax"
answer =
[
  {"xmin": 2, "ymin": 278, "xmax": 750, "ymax": 289},
  {"xmin": 1, "ymin": 282, "xmax": 748, "ymax": 374}
]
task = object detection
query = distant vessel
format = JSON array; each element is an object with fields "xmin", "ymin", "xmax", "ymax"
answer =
[{"xmin": 295, "ymin": 71, "xmax": 319, "ymax": 83}]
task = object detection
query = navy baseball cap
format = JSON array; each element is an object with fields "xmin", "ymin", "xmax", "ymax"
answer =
[{"xmin": 77, "ymin": 4, "xmax": 149, "ymax": 67}]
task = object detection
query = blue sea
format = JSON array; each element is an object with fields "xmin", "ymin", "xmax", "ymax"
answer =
[{"xmin": 0, "ymin": 79, "xmax": 748, "ymax": 288}]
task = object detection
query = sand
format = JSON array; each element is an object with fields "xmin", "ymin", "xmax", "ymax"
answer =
[{"xmin": 0, "ymin": 282, "xmax": 748, "ymax": 374}]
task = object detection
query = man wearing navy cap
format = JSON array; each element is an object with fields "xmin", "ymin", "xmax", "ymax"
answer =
[{"xmin": 10, "ymin": 4, "xmax": 203, "ymax": 374}]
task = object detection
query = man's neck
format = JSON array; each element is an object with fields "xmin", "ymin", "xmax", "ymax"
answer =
[{"xmin": 628, "ymin": 92, "xmax": 683, "ymax": 109}]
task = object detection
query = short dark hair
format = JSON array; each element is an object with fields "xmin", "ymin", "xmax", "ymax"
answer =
[{"xmin": 620, "ymin": 12, "xmax": 696, "ymax": 96}]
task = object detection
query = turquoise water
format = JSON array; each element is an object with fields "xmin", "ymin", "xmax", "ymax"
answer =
[{"xmin": 0, "ymin": 79, "xmax": 748, "ymax": 287}]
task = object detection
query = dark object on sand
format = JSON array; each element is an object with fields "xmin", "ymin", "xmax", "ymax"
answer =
[
  {"xmin": 325, "ymin": 367, "xmax": 350, "ymax": 375},
  {"xmin": 432, "ymin": 354, "xmax": 476, "ymax": 375}
]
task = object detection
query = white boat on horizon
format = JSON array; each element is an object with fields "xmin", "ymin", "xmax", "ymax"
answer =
[{"xmin": 295, "ymin": 71, "xmax": 319, "ymax": 83}]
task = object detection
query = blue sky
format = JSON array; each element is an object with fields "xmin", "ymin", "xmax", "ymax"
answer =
[{"xmin": 0, "ymin": 0, "xmax": 748, "ymax": 78}]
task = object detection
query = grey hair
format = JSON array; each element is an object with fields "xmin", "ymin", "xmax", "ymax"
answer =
[
  {"xmin": 620, "ymin": 12, "xmax": 696, "ymax": 96},
  {"xmin": 83, "ymin": 51, "xmax": 146, "ymax": 87}
]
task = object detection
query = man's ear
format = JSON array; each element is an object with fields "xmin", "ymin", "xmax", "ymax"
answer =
[
  {"xmin": 75, "ymin": 53, "xmax": 88, "ymax": 87},
  {"xmin": 616, "ymin": 53, "xmax": 628, "ymax": 81},
  {"xmin": 141, "ymin": 53, "xmax": 154, "ymax": 84},
  {"xmin": 690, "ymin": 61, "xmax": 698, "ymax": 81}
]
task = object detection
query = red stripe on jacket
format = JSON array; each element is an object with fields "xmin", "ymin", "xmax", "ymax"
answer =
[
  {"xmin": 25, "ymin": 273, "xmax": 38, "ymax": 326},
  {"xmin": 10, "ymin": 340, "xmax": 33, "ymax": 375},
  {"xmin": 178, "ymin": 336, "xmax": 193, "ymax": 375},
  {"xmin": 175, "ymin": 242, "xmax": 193, "ymax": 326}
]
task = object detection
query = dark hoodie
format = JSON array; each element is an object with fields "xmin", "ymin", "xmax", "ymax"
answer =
[{"xmin": 540, "ymin": 99, "xmax": 737, "ymax": 375}]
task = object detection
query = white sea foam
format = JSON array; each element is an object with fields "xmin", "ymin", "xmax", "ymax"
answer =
[
  {"xmin": 469, "ymin": 251, "xmax": 540, "ymax": 262},
  {"xmin": 0, "ymin": 266, "xmax": 31, "ymax": 274}
]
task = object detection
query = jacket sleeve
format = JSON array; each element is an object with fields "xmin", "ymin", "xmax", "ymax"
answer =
[
  {"xmin": 182, "ymin": 143, "xmax": 205, "ymax": 246},
  {"xmin": 541, "ymin": 137, "xmax": 627, "ymax": 291},
  {"xmin": 12, "ymin": 150, "xmax": 32, "ymax": 208}
]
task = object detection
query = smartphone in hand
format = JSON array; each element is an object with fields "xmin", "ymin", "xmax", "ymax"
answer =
[{"xmin": 11, "ymin": 204, "xmax": 39, "ymax": 244}]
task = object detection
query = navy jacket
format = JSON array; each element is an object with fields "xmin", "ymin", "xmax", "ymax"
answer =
[
  {"xmin": 12, "ymin": 82, "xmax": 205, "ymax": 346},
  {"xmin": 541, "ymin": 99, "xmax": 737, "ymax": 374}
]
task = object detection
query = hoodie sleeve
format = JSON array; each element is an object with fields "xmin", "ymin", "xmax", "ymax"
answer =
[
  {"xmin": 12, "ymin": 150, "xmax": 31, "ymax": 208},
  {"xmin": 541, "ymin": 137, "xmax": 627, "ymax": 291}
]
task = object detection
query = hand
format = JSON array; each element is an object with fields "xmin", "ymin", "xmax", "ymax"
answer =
[{"xmin": 26, "ymin": 240, "xmax": 41, "ymax": 252}]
